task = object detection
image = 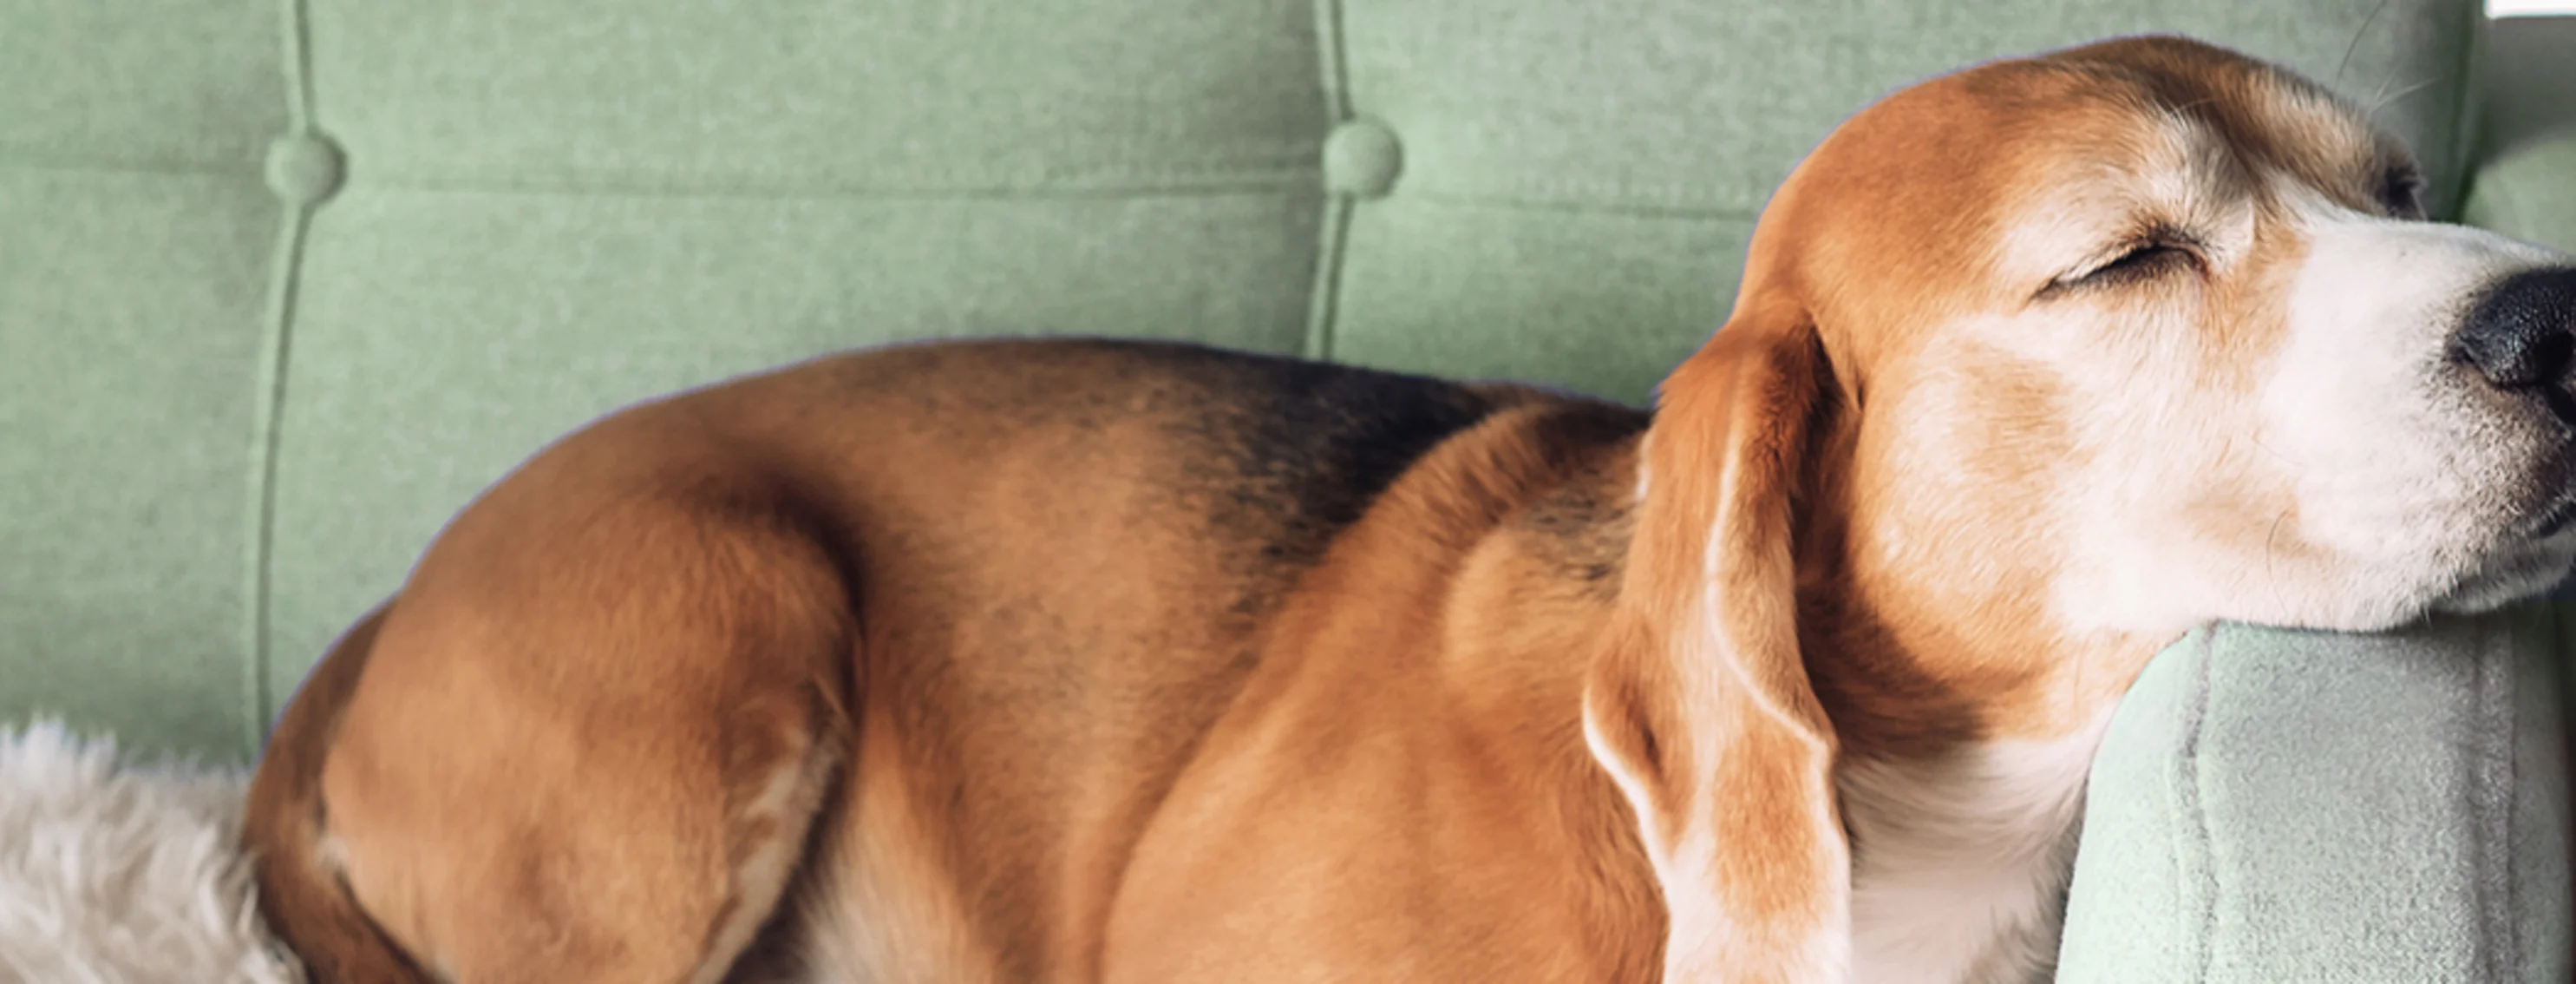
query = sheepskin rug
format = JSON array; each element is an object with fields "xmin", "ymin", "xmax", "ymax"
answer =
[{"xmin": 0, "ymin": 719, "xmax": 303, "ymax": 983}]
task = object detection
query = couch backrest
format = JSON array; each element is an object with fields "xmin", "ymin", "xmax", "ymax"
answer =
[{"xmin": 0, "ymin": 0, "xmax": 2498, "ymax": 757}]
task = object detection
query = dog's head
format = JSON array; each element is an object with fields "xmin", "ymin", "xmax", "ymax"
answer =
[
  {"xmin": 1585, "ymin": 35, "xmax": 2576, "ymax": 978},
  {"xmin": 1747, "ymin": 35, "xmax": 2576, "ymax": 638}
]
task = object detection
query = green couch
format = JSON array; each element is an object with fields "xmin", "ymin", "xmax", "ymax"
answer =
[{"xmin": 5, "ymin": 0, "xmax": 2573, "ymax": 977}]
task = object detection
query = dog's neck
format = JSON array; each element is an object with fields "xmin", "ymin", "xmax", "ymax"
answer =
[
  {"xmin": 1787, "ymin": 508, "xmax": 2167, "ymax": 981},
  {"xmin": 1789, "ymin": 551, "xmax": 2148, "ymax": 982},
  {"xmin": 1836, "ymin": 711, "xmax": 2113, "ymax": 982},
  {"xmin": 1793, "ymin": 567, "xmax": 2165, "ymax": 755}
]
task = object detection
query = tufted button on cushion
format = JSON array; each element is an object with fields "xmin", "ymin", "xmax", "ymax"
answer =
[
  {"xmin": 1322, "ymin": 118, "xmax": 1402, "ymax": 199},
  {"xmin": 264, "ymin": 131, "xmax": 345, "ymax": 206}
]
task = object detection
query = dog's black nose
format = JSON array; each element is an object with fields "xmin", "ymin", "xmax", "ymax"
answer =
[{"xmin": 2459, "ymin": 267, "xmax": 2576, "ymax": 390}]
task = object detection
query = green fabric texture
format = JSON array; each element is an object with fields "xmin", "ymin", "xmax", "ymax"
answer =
[
  {"xmin": 1, "ymin": 0, "xmax": 289, "ymax": 756},
  {"xmin": 2060, "ymin": 611, "xmax": 2573, "ymax": 981},
  {"xmin": 3, "ymin": 0, "xmax": 2573, "ymax": 976},
  {"xmin": 2470, "ymin": 138, "xmax": 2576, "ymax": 254},
  {"xmin": 0, "ymin": 0, "xmax": 2501, "ymax": 762},
  {"xmin": 2462, "ymin": 17, "xmax": 2576, "ymax": 253}
]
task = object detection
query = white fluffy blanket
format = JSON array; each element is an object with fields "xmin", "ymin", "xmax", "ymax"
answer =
[{"xmin": 0, "ymin": 720, "xmax": 303, "ymax": 983}]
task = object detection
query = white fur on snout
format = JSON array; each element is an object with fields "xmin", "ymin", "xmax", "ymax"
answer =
[{"xmin": 2260, "ymin": 202, "xmax": 2576, "ymax": 625}]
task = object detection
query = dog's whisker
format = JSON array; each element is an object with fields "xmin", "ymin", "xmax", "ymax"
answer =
[
  {"xmin": 2335, "ymin": 0, "xmax": 2396, "ymax": 93},
  {"xmin": 2366, "ymin": 75, "xmax": 2442, "ymax": 115}
]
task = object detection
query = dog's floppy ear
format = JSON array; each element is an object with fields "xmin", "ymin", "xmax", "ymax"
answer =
[{"xmin": 1584, "ymin": 285, "xmax": 1849, "ymax": 981}]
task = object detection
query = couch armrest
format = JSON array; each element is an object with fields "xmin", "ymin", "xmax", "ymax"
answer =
[{"xmin": 2056, "ymin": 610, "xmax": 2571, "ymax": 981}]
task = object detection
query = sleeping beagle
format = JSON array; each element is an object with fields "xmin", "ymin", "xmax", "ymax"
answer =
[{"xmin": 245, "ymin": 35, "xmax": 2576, "ymax": 983}]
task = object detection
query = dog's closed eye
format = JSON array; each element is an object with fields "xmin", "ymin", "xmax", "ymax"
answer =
[
  {"xmin": 2081, "ymin": 241, "xmax": 2197, "ymax": 284},
  {"xmin": 2378, "ymin": 167, "xmax": 2427, "ymax": 219},
  {"xmin": 2043, "ymin": 231, "xmax": 2204, "ymax": 298}
]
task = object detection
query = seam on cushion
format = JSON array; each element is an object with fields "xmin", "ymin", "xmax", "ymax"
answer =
[
  {"xmin": 1303, "ymin": 0, "xmax": 1355, "ymax": 362},
  {"xmin": 1305, "ymin": 196, "xmax": 1354, "ymax": 360},
  {"xmin": 2175, "ymin": 626, "xmax": 2219, "ymax": 981},
  {"xmin": 2438, "ymin": 1, "xmax": 2486, "ymax": 221},
  {"xmin": 244, "ymin": 0, "xmax": 320, "ymax": 758},
  {"xmin": 0, "ymin": 157, "xmax": 262, "ymax": 178},
  {"xmin": 1417, "ymin": 182, "xmax": 1765, "ymax": 215},
  {"xmin": 344, "ymin": 161, "xmax": 1320, "ymax": 200},
  {"xmin": 284, "ymin": 0, "xmax": 316, "ymax": 130},
  {"xmin": 1411, "ymin": 190, "xmax": 1762, "ymax": 220},
  {"xmin": 245, "ymin": 213, "xmax": 310, "ymax": 758},
  {"xmin": 2473, "ymin": 616, "xmax": 2518, "ymax": 981},
  {"xmin": 1315, "ymin": 0, "xmax": 1353, "ymax": 121}
]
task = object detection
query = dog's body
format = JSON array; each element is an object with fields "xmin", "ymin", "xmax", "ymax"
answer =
[
  {"xmin": 258, "ymin": 344, "xmax": 1687, "ymax": 982},
  {"xmin": 246, "ymin": 37, "xmax": 2576, "ymax": 983}
]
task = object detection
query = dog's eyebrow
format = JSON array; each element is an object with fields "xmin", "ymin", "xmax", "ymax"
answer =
[
  {"xmin": 1996, "ymin": 166, "xmax": 2199, "ymax": 272},
  {"xmin": 1996, "ymin": 201, "xmax": 2132, "ymax": 283}
]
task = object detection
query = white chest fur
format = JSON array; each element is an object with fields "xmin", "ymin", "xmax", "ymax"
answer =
[{"xmin": 1840, "ymin": 716, "xmax": 2114, "ymax": 983}]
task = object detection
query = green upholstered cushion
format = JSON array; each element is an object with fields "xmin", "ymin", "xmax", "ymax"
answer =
[
  {"xmin": 2061, "ymin": 609, "xmax": 2572, "ymax": 981},
  {"xmin": 1, "ymin": 0, "xmax": 290, "ymax": 757},
  {"xmin": 0, "ymin": 0, "xmax": 2501, "ymax": 762}
]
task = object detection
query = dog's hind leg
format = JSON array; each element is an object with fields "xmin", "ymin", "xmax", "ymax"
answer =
[{"xmin": 307, "ymin": 487, "xmax": 856, "ymax": 984}]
